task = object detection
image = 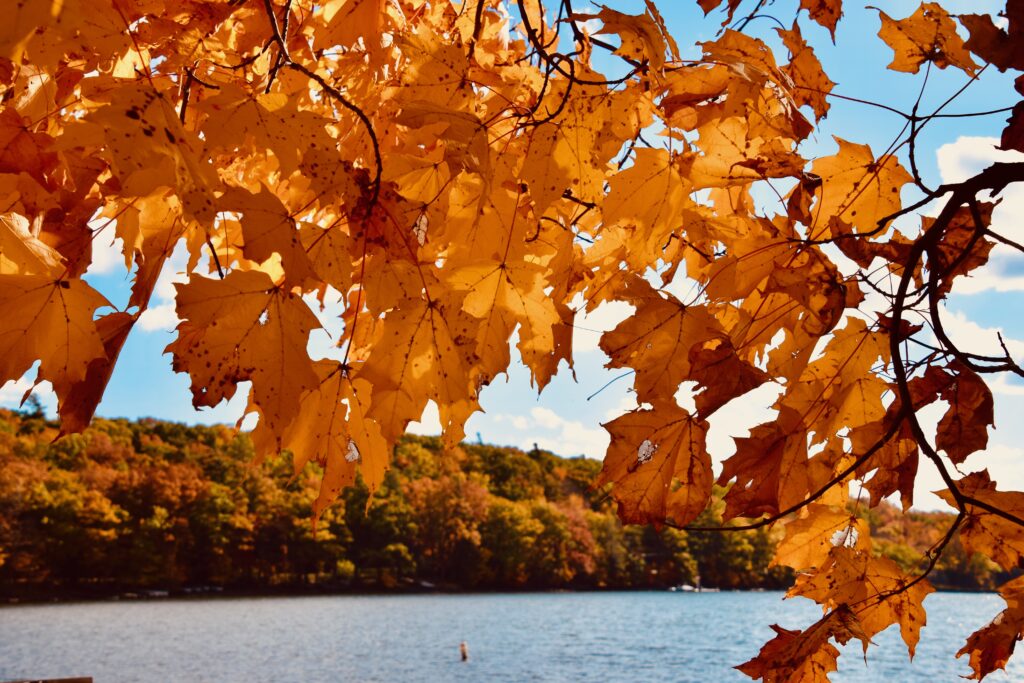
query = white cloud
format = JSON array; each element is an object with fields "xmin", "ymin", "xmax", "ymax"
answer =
[
  {"xmin": 937, "ymin": 307, "xmax": 1024, "ymax": 360},
  {"xmin": 0, "ymin": 372, "xmax": 56, "ymax": 416},
  {"xmin": 570, "ymin": 297, "xmax": 634, "ymax": 354},
  {"xmin": 988, "ymin": 376, "xmax": 1024, "ymax": 396},
  {"xmin": 86, "ymin": 226, "xmax": 127, "ymax": 276},
  {"xmin": 603, "ymin": 393, "xmax": 639, "ymax": 421},
  {"xmin": 0, "ymin": 376, "xmax": 34, "ymax": 405},
  {"xmin": 136, "ymin": 244, "xmax": 189, "ymax": 332},
  {"xmin": 531, "ymin": 419, "xmax": 608, "ymax": 458},
  {"xmin": 530, "ymin": 406, "xmax": 563, "ymax": 429},
  {"xmin": 494, "ymin": 413, "xmax": 530, "ymax": 430},
  {"xmin": 936, "ymin": 136, "xmax": 1022, "ymax": 184},
  {"xmin": 484, "ymin": 404, "xmax": 609, "ymax": 457},
  {"xmin": 305, "ymin": 286, "xmax": 346, "ymax": 362},
  {"xmin": 138, "ymin": 303, "xmax": 180, "ymax": 331},
  {"xmin": 407, "ymin": 400, "xmax": 442, "ymax": 435}
]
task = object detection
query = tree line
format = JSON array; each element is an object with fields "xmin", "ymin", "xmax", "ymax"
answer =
[{"xmin": 0, "ymin": 406, "xmax": 1006, "ymax": 599}]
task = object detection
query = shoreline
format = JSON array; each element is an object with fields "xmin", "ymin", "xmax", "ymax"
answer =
[{"xmin": 1, "ymin": 583, "xmax": 995, "ymax": 606}]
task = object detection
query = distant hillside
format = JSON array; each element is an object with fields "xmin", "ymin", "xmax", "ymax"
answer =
[{"xmin": 0, "ymin": 407, "xmax": 1006, "ymax": 599}]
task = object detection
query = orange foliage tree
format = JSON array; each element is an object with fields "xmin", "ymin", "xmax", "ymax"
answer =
[{"xmin": 2, "ymin": 0, "xmax": 1024, "ymax": 679}]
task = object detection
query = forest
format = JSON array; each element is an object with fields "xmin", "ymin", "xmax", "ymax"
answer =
[{"xmin": 0, "ymin": 406, "xmax": 1006, "ymax": 600}]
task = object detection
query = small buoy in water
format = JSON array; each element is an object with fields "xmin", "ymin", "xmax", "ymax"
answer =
[{"xmin": 460, "ymin": 640, "xmax": 469, "ymax": 662}]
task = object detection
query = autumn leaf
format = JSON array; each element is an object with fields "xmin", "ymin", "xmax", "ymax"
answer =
[
  {"xmin": 792, "ymin": 546, "xmax": 934, "ymax": 657},
  {"xmin": 938, "ymin": 471, "xmax": 1024, "ymax": 572},
  {"xmin": 810, "ymin": 138, "xmax": 913, "ymax": 236},
  {"xmin": 718, "ymin": 409, "xmax": 810, "ymax": 520},
  {"xmin": 218, "ymin": 184, "xmax": 319, "ymax": 286},
  {"xmin": 4, "ymin": 2, "xmax": 1024, "ymax": 679},
  {"xmin": 599, "ymin": 278, "xmax": 725, "ymax": 405},
  {"xmin": 0, "ymin": 275, "xmax": 110, "ymax": 395},
  {"xmin": 255, "ymin": 361, "xmax": 388, "ymax": 520},
  {"xmin": 316, "ymin": 0, "xmax": 388, "ymax": 51},
  {"xmin": 75, "ymin": 81, "xmax": 218, "ymax": 224},
  {"xmin": 958, "ymin": 576, "xmax": 1024, "ymax": 680},
  {"xmin": 738, "ymin": 606, "xmax": 871, "ymax": 682},
  {"xmin": 50, "ymin": 312, "xmax": 134, "ymax": 435},
  {"xmin": 603, "ymin": 148, "xmax": 687, "ymax": 253},
  {"xmin": 569, "ymin": 7, "xmax": 668, "ymax": 71},
  {"xmin": 935, "ymin": 361, "xmax": 994, "ymax": 464},
  {"xmin": 697, "ymin": 0, "xmax": 742, "ymax": 23},
  {"xmin": 0, "ymin": 212, "xmax": 64, "ymax": 276},
  {"xmin": 930, "ymin": 202, "xmax": 994, "ymax": 295},
  {"xmin": 959, "ymin": 10, "xmax": 1024, "ymax": 72},
  {"xmin": 166, "ymin": 270, "xmax": 320, "ymax": 436},
  {"xmin": 1002, "ymin": 100, "xmax": 1024, "ymax": 153},
  {"xmin": 598, "ymin": 402, "xmax": 712, "ymax": 527},
  {"xmin": 773, "ymin": 505, "xmax": 869, "ymax": 571},
  {"xmin": 358, "ymin": 295, "xmax": 482, "ymax": 447},
  {"xmin": 800, "ymin": 0, "xmax": 843, "ymax": 39},
  {"xmin": 777, "ymin": 21, "xmax": 835, "ymax": 121},
  {"xmin": 877, "ymin": 3, "xmax": 978, "ymax": 76}
]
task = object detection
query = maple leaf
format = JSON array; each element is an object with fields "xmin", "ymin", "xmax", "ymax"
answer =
[
  {"xmin": 718, "ymin": 409, "xmax": 810, "ymax": 520},
  {"xmin": 688, "ymin": 337, "xmax": 770, "ymax": 418},
  {"xmin": 0, "ymin": 213, "xmax": 63, "ymax": 276},
  {"xmin": 929, "ymin": 203, "xmax": 995, "ymax": 295},
  {"xmin": 316, "ymin": 0, "xmax": 388, "ymax": 51},
  {"xmin": 800, "ymin": 0, "xmax": 843, "ymax": 40},
  {"xmin": 852, "ymin": 419, "xmax": 919, "ymax": 508},
  {"xmin": 938, "ymin": 471, "xmax": 1024, "ymax": 572},
  {"xmin": 598, "ymin": 402, "xmax": 712, "ymax": 527},
  {"xmin": 959, "ymin": 7, "xmax": 1024, "ymax": 72},
  {"xmin": 958, "ymin": 576, "xmax": 1024, "ymax": 680},
  {"xmin": 773, "ymin": 506, "xmax": 869, "ymax": 571},
  {"xmin": 0, "ymin": 0, "xmax": 62, "ymax": 63},
  {"xmin": 569, "ymin": 7, "xmax": 668, "ymax": 71},
  {"xmin": 599, "ymin": 278, "xmax": 727, "ymax": 405},
  {"xmin": 777, "ymin": 22, "xmax": 835, "ymax": 121},
  {"xmin": 75, "ymin": 81, "xmax": 218, "ymax": 225},
  {"xmin": 793, "ymin": 546, "xmax": 934, "ymax": 657},
  {"xmin": 254, "ymin": 361, "xmax": 388, "ymax": 520},
  {"xmin": 197, "ymin": 85, "xmax": 342, "ymax": 179},
  {"xmin": 357, "ymin": 295, "xmax": 482, "ymax": 447},
  {"xmin": 218, "ymin": 184, "xmax": 319, "ymax": 287},
  {"xmin": 50, "ymin": 312, "xmax": 135, "ymax": 435},
  {"xmin": 166, "ymin": 270, "xmax": 320, "ymax": 437},
  {"xmin": 520, "ymin": 83, "xmax": 611, "ymax": 214},
  {"xmin": 1002, "ymin": 99, "xmax": 1024, "ymax": 154},
  {"xmin": 0, "ymin": 275, "xmax": 110, "ymax": 399},
  {"xmin": 810, "ymin": 138, "xmax": 912, "ymax": 236},
  {"xmin": 877, "ymin": 3, "xmax": 978, "ymax": 76},
  {"xmin": 697, "ymin": 0, "xmax": 743, "ymax": 23},
  {"xmin": 935, "ymin": 361, "xmax": 994, "ymax": 464},
  {"xmin": 737, "ymin": 606, "xmax": 871, "ymax": 682},
  {"xmin": 6, "ymin": 2, "xmax": 1024, "ymax": 679},
  {"xmin": 603, "ymin": 148, "xmax": 687, "ymax": 252}
]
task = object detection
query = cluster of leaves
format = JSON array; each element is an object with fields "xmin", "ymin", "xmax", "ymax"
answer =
[
  {"xmin": 0, "ymin": 408, "xmax": 799, "ymax": 594},
  {"xmin": 2, "ymin": 0, "xmax": 1024, "ymax": 679}
]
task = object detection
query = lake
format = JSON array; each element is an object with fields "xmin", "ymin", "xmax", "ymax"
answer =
[{"xmin": 1, "ymin": 591, "xmax": 1019, "ymax": 682}]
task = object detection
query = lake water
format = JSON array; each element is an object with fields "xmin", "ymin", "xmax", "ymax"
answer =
[{"xmin": 1, "ymin": 591, "xmax": 1019, "ymax": 682}]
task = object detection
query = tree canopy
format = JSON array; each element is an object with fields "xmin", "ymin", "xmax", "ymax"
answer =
[
  {"xmin": 6, "ymin": 407, "xmax": 997, "ymax": 600},
  {"xmin": 1, "ymin": 0, "xmax": 1024, "ymax": 679}
]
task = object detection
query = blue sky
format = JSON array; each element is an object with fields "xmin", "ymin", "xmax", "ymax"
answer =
[{"xmin": 4, "ymin": 0, "xmax": 1023, "ymax": 510}]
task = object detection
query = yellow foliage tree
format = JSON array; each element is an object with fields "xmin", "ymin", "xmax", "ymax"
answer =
[{"xmin": 2, "ymin": 0, "xmax": 1024, "ymax": 679}]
